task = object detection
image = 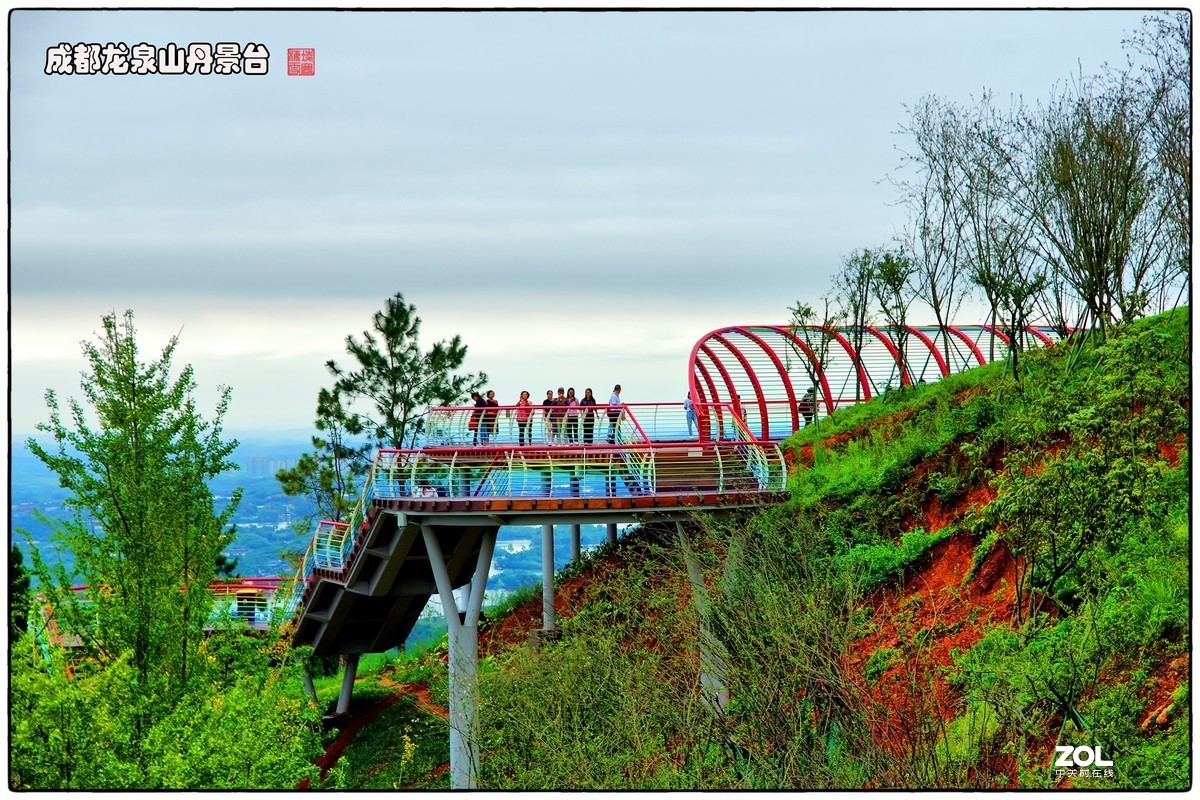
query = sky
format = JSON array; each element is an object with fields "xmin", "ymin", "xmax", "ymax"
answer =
[{"xmin": 8, "ymin": 4, "xmax": 1157, "ymax": 435}]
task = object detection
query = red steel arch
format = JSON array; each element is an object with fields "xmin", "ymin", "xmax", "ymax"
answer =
[
  {"xmin": 903, "ymin": 326, "xmax": 951, "ymax": 379},
  {"xmin": 687, "ymin": 323, "xmax": 1063, "ymax": 441}
]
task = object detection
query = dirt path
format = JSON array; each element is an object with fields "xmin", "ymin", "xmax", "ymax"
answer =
[
  {"xmin": 380, "ymin": 673, "xmax": 449, "ymax": 718},
  {"xmin": 297, "ymin": 678, "xmax": 447, "ymax": 789}
]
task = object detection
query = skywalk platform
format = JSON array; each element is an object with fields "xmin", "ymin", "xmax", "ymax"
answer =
[{"xmin": 286, "ymin": 416, "xmax": 788, "ymax": 655}]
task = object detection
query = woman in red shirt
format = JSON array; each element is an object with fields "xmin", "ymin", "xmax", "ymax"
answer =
[{"xmin": 514, "ymin": 390, "xmax": 534, "ymax": 445}]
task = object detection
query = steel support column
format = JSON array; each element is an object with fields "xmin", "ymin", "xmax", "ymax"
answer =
[
  {"xmin": 336, "ymin": 653, "xmax": 359, "ymax": 715},
  {"xmin": 422, "ymin": 524, "xmax": 498, "ymax": 790},
  {"xmin": 570, "ymin": 523, "xmax": 581, "ymax": 563},
  {"xmin": 606, "ymin": 523, "xmax": 618, "ymax": 546},
  {"xmin": 301, "ymin": 662, "xmax": 319, "ymax": 706},
  {"xmin": 676, "ymin": 522, "xmax": 730, "ymax": 714},
  {"xmin": 541, "ymin": 523, "xmax": 556, "ymax": 631}
]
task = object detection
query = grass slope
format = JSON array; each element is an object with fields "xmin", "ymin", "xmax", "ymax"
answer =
[{"xmin": 332, "ymin": 309, "xmax": 1190, "ymax": 790}]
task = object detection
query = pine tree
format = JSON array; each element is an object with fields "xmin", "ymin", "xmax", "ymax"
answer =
[{"xmin": 328, "ymin": 292, "xmax": 487, "ymax": 450}]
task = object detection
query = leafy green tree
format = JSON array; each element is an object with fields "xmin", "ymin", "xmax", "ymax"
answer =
[
  {"xmin": 787, "ymin": 296, "xmax": 845, "ymax": 420},
  {"xmin": 894, "ymin": 95, "xmax": 968, "ymax": 366},
  {"xmin": 998, "ymin": 70, "xmax": 1165, "ymax": 340},
  {"xmin": 24, "ymin": 310, "xmax": 241, "ymax": 748},
  {"xmin": 9, "ymin": 545, "xmax": 31, "ymax": 644},
  {"xmin": 833, "ymin": 250, "xmax": 876, "ymax": 402},
  {"xmin": 12, "ymin": 311, "xmax": 325, "ymax": 791},
  {"xmin": 870, "ymin": 248, "xmax": 918, "ymax": 391},
  {"xmin": 213, "ymin": 551, "xmax": 240, "ymax": 578},
  {"xmin": 1128, "ymin": 11, "xmax": 1191, "ymax": 300},
  {"xmin": 277, "ymin": 385, "xmax": 368, "ymax": 525},
  {"xmin": 329, "ymin": 292, "xmax": 487, "ymax": 450},
  {"xmin": 966, "ymin": 211, "xmax": 1046, "ymax": 387}
]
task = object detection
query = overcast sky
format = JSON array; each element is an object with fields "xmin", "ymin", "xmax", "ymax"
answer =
[{"xmin": 9, "ymin": 6, "xmax": 1152, "ymax": 434}]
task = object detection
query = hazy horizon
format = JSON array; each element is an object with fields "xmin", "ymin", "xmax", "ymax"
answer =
[{"xmin": 10, "ymin": 7, "xmax": 1153, "ymax": 433}]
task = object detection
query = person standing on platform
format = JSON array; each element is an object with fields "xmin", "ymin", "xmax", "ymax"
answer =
[
  {"xmin": 798, "ymin": 386, "xmax": 817, "ymax": 427},
  {"xmin": 484, "ymin": 390, "xmax": 501, "ymax": 443},
  {"xmin": 606, "ymin": 384, "xmax": 623, "ymax": 443},
  {"xmin": 684, "ymin": 392, "xmax": 697, "ymax": 438},
  {"xmin": 551, "ymin": 387, "xmax": 568, "ymax": 443},
  {"xmin": 514, "ymin": 390, "xmax": 534, "ymax": 445},
  {"xmin": 566, "ymin": 387, "xmax": 580, "ymax": 443},
  {"xmin": 542, "ymin": 390, "xmax": 555, "ymax": 443},
  {"xmin": 471, "ymin": 391, "xmax": 485, "ymax": 445},
  {"xmin": 580, "ymin": 387, "xmax": 598, "ymax": 444}
]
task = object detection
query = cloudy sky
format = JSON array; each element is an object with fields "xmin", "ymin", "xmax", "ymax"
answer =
[{"xmin": 9, "ymin": 6, "xmax": 1151, "ymax": 434}]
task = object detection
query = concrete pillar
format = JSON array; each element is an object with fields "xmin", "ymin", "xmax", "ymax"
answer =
[
  {"xmin": 541, "ymin": 523, "xmax": 556, "ymax": 631},
  {"xmin": 336, "ymin": 653, "xmax": 360, "ymax": 715},
  {"xmin": 570, "ymin": 524, "xmax": 581, "ymax": 563},
  {"xmin": 422, "ymin": 524, "xmax": 498, "ymax": 790},
  {"xmin": 606, "ymin": 523, "xmax": 618, "ymax": 545},
  {"xmin": 676, "ymin": 522, "xmax": 730, "ymax": 714},
  {"xmin": 301, "ymin": 665, "xmax": 319, "ymax": 706},
  {"xmin": 446, "ymin": 618, "xmax": 479, "ymax": 787}
]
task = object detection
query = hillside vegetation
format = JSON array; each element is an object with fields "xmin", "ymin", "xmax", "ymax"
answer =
[{"xmin": 344, "ymin": 308, "xmax": 1189, "ymax": 790}]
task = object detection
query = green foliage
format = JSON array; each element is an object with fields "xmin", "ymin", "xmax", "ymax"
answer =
[
  {"xmin": 10, "ymin": 545, "xmax": 31, "ymax": 644},
  {"xmin": 10, "ymin": 311, "xmax": 324, "ymax": 790},
  {"xmin": 339, "ymin": 309, "xmax": 1189, "ymax": 791},
  {"xmin": 839, "ymin": 528, "xmax": 953, "ymax": 592},
  {"xmin": 933, "ymin": 700, "xmax": 1002, "ymax": 773},
  {"xmin": 9, "ymin": 627, "xmax": 323, "ymax": 790},
  {"xmin": 325, "ymin": 699, "xmax": 447, "ymax": 790},
  {"xmin": 276, "ymin": 385, "xmax": 369, "ymax": 525},
  {"xmin": 10, "ymin": 640, "xmax": 142, "ymax": 790},
  {"xmin": 865, "ymin": 647, "xmax": 900, "ymax": 682},
  {"xmin": 480, "ymin": 626, "xmax": 723, "ymax": 789},
  {"xmin": 22, "ymin": 311, "xmax": 242, "ymax": 740},
  {"xmin": 700, "ymin": 514, "xmax": 891, "ymax": 788},
  {"xmin": 482, "ymin": 581, "xmax": 542, "ymax": 623},
  {"xmin": 939, "ymin": 311, "xmax": 1191, "ymax": 788},
  {"xmin": 140, "ymin": 664, "xmax": 323, "ymax": 789},
  {"xmin": 473, "ymin": 528, "xmax": 732, "ymax": 790}
]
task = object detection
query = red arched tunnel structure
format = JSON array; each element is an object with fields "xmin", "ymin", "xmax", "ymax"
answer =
[{"xmin": 687, "ymin": 324, "xmax": 1065, "ymax": 441}]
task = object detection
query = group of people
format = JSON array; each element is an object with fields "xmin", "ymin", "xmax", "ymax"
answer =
[
  {"xmin": 468, "ymin": 385, "xmax": 624, "ymax": 446},
  {"xmin": 466, "ymin": 383, "xmax": 820, "ymax": 447}
]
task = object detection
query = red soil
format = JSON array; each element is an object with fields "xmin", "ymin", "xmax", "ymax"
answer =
[
  {"xmin": 1158, "ymin": 433, "xmax": 1186, "ymax": 467},
  {"xmin": 1138, "ymin": 653, "xmax": 1189, "ymax": 731},
  {"xmin": 921, "ymin": 483, "xmax": 997, "ymax": 534},
  {"xmin": 844, "ymin": 532, "xmax": 1019, "ymax": 763},
  {"xmin": 297, "ymin": 678, "xmax": 447, "ymax": 789},
  {"xmin": 380, "ymin": 674, "xmax": 448, "ymax": 718}
]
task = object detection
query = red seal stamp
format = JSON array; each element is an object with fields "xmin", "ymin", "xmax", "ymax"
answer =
[{"xmin": 287, "ymin": 48, "xmax": 315, "ymax": 76}]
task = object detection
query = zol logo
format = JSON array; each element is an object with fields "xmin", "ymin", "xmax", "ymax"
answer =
[{"xmin": 1054, "ymin": 744, "xmax": 1114, "ymax": 767}]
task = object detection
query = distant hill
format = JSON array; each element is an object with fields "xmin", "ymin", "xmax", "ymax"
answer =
[{"xmin": 11, "ymin": 436, "xmax": 320, "ymax": 578}]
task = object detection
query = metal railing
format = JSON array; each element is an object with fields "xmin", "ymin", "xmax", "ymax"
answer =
[
  {"xmin": 44, "ymin": 579, "xmax": 291, "ymax": 649},
  {"xmin": 280, "ymin": 401, "xmax": 787, "ymax": 623},
  {"xmin": 278, "ymin": 454, "xmax": 387, "ymax": 617},
  {"xmin": 370, "ymin": 439, "xmax": 786, "ymax": 501}
]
